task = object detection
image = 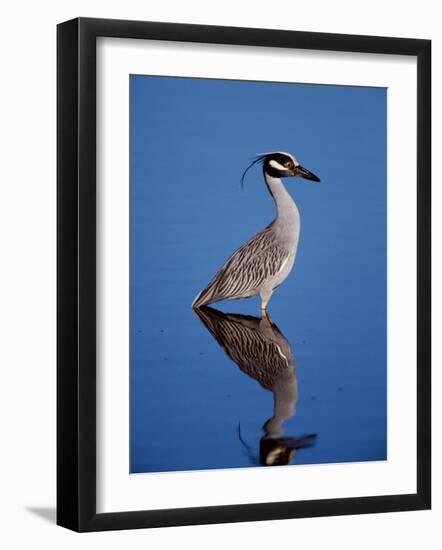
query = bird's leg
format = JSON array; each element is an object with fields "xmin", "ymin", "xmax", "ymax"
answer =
[
  {"xmin": 260, "ymin": 289, "xmax": 274, "ymax": 324},
  {"xmin": 260, "ymin": 289, "xmax": 273, "ymax": 314},
  {"xmin": 261, "ymin": 308, "xmax": 274, "ymax": 325}
]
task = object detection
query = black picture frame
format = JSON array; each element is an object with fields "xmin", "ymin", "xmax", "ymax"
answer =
[{"xmin": 57, "ymin": 17, "xmax": 431, "ymax": 532}]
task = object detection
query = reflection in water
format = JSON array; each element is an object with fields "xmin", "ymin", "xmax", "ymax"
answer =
[{"xmin": 194, "ymin": 306, "xmax": 316, "ymax": 466}]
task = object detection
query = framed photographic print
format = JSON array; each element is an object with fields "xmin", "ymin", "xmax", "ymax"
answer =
[{"xmin": 57, "ymin": 17, "xmax": 431, "ymax": 532}]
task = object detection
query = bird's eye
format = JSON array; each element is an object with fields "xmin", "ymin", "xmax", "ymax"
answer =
[{"xmin": 284, "ymin": 161, "xmax": 294, "ymax": 169}]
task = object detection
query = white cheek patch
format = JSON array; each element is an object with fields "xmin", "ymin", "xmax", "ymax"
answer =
[{"xmin": 269, "ymin": 159, "xmax": 287, "ymax": 171}]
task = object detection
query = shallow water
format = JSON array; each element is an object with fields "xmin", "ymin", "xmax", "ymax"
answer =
[{"xmin": 130, "ymin": 76, "xmax": 386, "ymax": 473}]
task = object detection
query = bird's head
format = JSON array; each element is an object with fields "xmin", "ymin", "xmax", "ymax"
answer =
[
  {"xmin": 259, "ymin": 433, "xmax": 317, "ymax": 466},
  {"xmin": 241, "ymin": 151, "xmax": 320, "ymax": 187}
]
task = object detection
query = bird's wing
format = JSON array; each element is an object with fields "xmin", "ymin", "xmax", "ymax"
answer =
[
  {"xmin": 194, "ymin": 306, "xmax": 293, "ymax": 389},
  {"xmin": 193, "ymin": 227, "xmax": 291, "ymax": 306}
]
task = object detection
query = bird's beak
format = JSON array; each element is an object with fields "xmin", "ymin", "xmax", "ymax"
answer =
[{"xmin": 295, "ymin": 165, "xmax": 320, "ymax": 182}]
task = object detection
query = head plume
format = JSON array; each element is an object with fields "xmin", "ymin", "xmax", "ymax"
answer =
[{"xmin": 239, "ymin": 154, "xmax": 268, "ymax": 189}]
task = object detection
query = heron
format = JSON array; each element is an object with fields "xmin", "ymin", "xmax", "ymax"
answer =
[
  {"xmin": 194, "ymin": 305, "xmax": 316, "ymax": 466},
  {"xmin": 192, "ymin": 151, "xmax": 320, "ymax": 313}
]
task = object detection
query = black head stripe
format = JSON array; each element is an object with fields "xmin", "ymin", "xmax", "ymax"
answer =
[{"xmin": 270, "ymin": 153, "xmax": 292, "ymax": 166}]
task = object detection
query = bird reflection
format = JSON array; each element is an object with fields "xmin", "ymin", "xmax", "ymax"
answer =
[{"xmin": 194, "ymin": 306, "xmax": 316, "ymax": 466}]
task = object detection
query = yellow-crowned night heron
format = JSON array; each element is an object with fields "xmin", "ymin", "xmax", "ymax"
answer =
[
  {"xmin": 194, "ymin": 306, "xmax": 316, "ymax": 466},
  {"xmin": 192, "ymin": 152, "xmax": 320, "ymax": 312}
]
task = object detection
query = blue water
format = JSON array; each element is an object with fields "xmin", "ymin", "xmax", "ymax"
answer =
[{"xmin": 130, "ymin": 75, "xmax": 387, "ymax": 473}]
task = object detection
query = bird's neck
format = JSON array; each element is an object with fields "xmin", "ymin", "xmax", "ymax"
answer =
[
  {"xmin": 265, "ymin": 369, "xmax": 298, "ymax": 437},
  {"xmin": 264, "ymin": 172, "xmax": 300, "ymax": 225}
]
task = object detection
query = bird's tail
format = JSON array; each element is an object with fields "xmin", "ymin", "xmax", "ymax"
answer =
[
  {"xmin": 192, "ymin": 281, "xmax": 219, "ymax": 308},
  {"xmin": 191, "ymin": 290, "xmax": 205, "ymax": 308}
]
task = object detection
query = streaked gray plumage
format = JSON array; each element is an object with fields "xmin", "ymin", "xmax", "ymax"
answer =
[
  {"xmin": 192, "ymin": 151, "xmax": 320, "ymax": 310},
  {"xmin": 194, "ymin": 306, "xmax": 316, "ymax": 465},
  {"xmin": 193, "ymin": 223, "xmax": 291, "ymax": 309},
  {"xmin": 194, "ymin": 305, "xmax": 295, "ymax": 390}
]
